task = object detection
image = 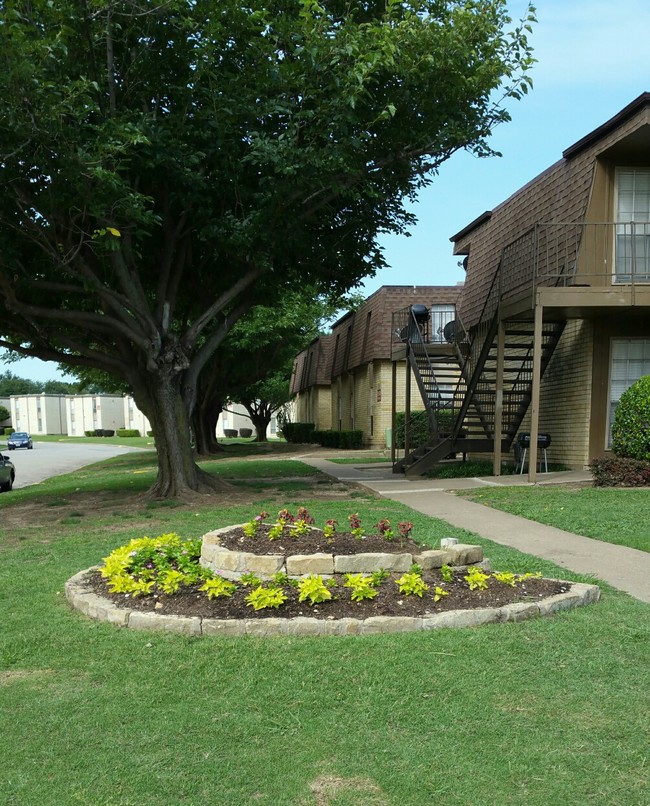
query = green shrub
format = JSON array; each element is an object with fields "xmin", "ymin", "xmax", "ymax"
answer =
[
  {"xmin": 0, "ymin": 405, "xmax": 10, "ymax": 423},
  {"xmin": 590, "ymin": 456, "xmax": 650, "ymax": 487},
  {"xmin": 281, "ymin": 422, "xmax": 316, "ymax": 443},
  {"xmin": 312, "ymin": 429, "xmax": 363, "ymax": 449},
  {"xmin": 612, "ymin": 375, "xmax": 650, "ymax": 461},
  {"xmin": 146, "ymin": 430, "xmax": 154, "ymax": 437},
  {"xmin": 394, "ymin": 410, "xmax": 430, "ymax": 449},
  {"xmin": 116, "ymin": 428, "xmax": 141, "ymax": 437},
  {"xmin": 84, "ymin": 430, "xmax": 95, "ymax": 437}
]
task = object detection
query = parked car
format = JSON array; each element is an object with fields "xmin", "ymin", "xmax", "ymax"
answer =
[
  {"xmin": 0, "ymin": 454, "xmax": 15, "ymax": 492},
  {"xmin": 7, "ymin": 431, "xmax": 33, "ymax": 450}
]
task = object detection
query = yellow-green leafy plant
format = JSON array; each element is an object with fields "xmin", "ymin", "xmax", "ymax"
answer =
[
  {"xmin": 375, "ymin": 518, "xmax": 394, "ymax": 540},
  {"xmin": 199, "ymin": 577, "xmax": 237, "ymax": 600},
  {"xmin": 157, "ymin": 569, "xmax": 190, "ymax": 595},
  {"xmin": 291, "ymin": 519, "xmax": 311, "ymax": 536},
  {"xmin": 396, "ymin": 572, "xmax": 429, "ymax": 597},
  {"xmin": 492, "ymin": 571, "xmax": 517, "ymax": 587},
  {"xmin": 347, "ymin": 513, "xmax": 364, "ymax": 539},
  {"xmin": 440, "ymin": 564, "xmax": 453, "ymax": 583},
  {"xmin": 517, "ymin": 572, "xmax": 542, "ymax": 582},
  {"xmin": 464, "ymin": 567, "xmax": 490, "ymax": 591},
  {"xmin": 296, "ymin": 507, "xmax": 315, "ymax": 525},
  {"xmin": 108, "ymin": 574, "xmax": 155, "ymax": 597},
  {"xmin": 371, "ymin": 568, "xmax": 390, "ymax": 585},
  {"xmin": 297, "ymin": 575, "xmax": 333, "ymax": 605},
  {"xmin": 268, "ymin": 521, "xmax": 285, "ymax": 540},
  {"xmin": 245, "ymin": 586, "xmax": 287, "ymax": 611},
  {"xmin": 433, "ymin": 586, "xmax": 449, "ymax": 602},
  {"xmin": 323, "ymin": 519, "xmax": 338, "ymax": 538},
  {"xmin": 100, "ymin": 532, "xmax": 204, "ymax": 595},
  {"xmin": 343, "ymin": 573, "xmax": 378, "ymax": 602},
  {"xmin": 240, "ymin": 572, "xmax": 262, "ymax": 587}
]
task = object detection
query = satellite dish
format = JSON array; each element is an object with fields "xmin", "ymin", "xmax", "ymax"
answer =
[
  {"xmin": 443, "ymin": 320, "xmax": 465, "ymax": 344},
  {"xmin": 443, "ymin": 321, "xmax": 456, "ymax": 343}
]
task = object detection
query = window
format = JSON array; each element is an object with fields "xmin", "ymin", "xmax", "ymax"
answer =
[
  {"xmin": 615, "ymin": 168, "xmax": 650, "ymax": 282},
  {"xmin": 608, "ymin": 338, "xmax": 650, "ymax": 445},
  {"xmin": 430, "ymin": 304, "xmax": 457, "ymax": 343}
]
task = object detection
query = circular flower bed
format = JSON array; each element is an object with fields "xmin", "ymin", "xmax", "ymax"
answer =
[{"xmin": 71, "ymin": 507, "xmax": 592, "ymax": 630}]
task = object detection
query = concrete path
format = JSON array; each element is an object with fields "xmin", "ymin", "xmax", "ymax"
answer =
[{"xmin": 300, "ymin": 457, "xmax": 650, "ymax": 604}]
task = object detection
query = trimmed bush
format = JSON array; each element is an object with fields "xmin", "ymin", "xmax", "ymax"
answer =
[
  {"xmin": 146, "ymin": 431, "xmax": 154, "ymax": 437},
  {"xmin": 312, "ymin": 429, "xmax": 363, "ymax": 449},
  {"xmin": 102, "ymin": 429, "xmax": 115, "ymax": 437},
  {"xmin": 239, "ymin": 428, "xmax": 253, "ymax": 438},
  {"xmin": 223, "ymin": 429, "xmax": 238, "ymax": 438},
  {"xmin": 394, "ymin": 410, "xmax": 430, "ymax": 449},
  {"xmin": 4, "ymin": 427, "xmax": 14, "ymax": 435},
  {"xmin": 590, "ymin": 456, "xmax": 650, "ymax": 487},
  {"xmin": 84, "ymin": 430, "xmax": 95, "ymax": 437},
  {"xmin": 612, "ymin": 375, "xmax": 650, "ymax": 461},
  {"xmin": 116, "ymin": 428, "xmax": 141, "ymax": 437},
  {"xmin": 281, "ymin": 422, "xmax": 316, "ymax": 443}
]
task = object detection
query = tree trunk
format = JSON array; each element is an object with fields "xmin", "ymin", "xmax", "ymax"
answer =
[
  {"xmin": 248, "ymin": 410, "xmax": 271, "ymax": 442},
  {"xmin": 192, "ymin": 396, "xmax": 223, "ymax": 456},
  {"xmin": 132, "ymin": 373, "xmax": 225, "ymax": 497}
]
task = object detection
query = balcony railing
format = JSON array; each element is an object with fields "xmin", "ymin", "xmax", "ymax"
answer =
[{"xmin": 500, "ymin": 221, "xmax": 650, "ymax": 303}]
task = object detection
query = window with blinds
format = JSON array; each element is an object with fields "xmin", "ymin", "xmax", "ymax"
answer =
[
  {"xmin": 615, "ymin": 168, "xmax": 650, "ymax": 282},
  {"xmin": 608, "ymin": 338, "xmax": 650, "ymax": 445}
]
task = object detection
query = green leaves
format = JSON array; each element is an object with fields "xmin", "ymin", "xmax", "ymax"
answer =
[{"xmin": 612, "ymin": 375, "xmax": 650, "ymax": 461}]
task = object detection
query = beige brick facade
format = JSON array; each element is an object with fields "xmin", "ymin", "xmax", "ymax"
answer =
[{"xmin": 518, "ymin": 321, "xmax": 594, "ymax": 469}]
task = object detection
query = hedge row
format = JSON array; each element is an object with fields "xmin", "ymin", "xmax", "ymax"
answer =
[
  {"xmin": 590, "ymin": 456, "xmax": 650, "ymax": 487},
  {"xmin": 281, "ymin": 422, "xmax": 316, "ymax": 443},
  {"xmin": 313, "ymin": 429, "xmax": 363, "ymax": 449},
  {"xmin": 85, "ymin": 429, "xmax": 116, "ymax": 437},
  {"xmin": 394, "ymin": 409, "xmax": 455, "ymax": 449}
]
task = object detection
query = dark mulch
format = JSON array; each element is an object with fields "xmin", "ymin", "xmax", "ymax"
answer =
[
  {"xmin": 86, "ymin": 569, "xmax": 570, "ymax": 621},
  {"xmin": 214, "ymin": 524, "xmax": 426, "ymax": 556}
]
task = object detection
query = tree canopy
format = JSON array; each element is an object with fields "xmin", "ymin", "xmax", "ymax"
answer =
[{"xmin": 0, "ymin": 0, "xmax": 535, "ymax": 496}]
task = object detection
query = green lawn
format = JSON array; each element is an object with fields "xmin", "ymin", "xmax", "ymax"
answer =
[
  {"xmin": 0, "ymin": 455, "xmax": 648, "ymax": 805},
  {"xmin": 460, "ymin": 485, "xmax": 650, "ymax": 553}
]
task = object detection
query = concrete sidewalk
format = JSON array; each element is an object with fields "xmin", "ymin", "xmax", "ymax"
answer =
[{"xmin": 299, "ymin": 457, "xmax": 650, "ymax": 604}]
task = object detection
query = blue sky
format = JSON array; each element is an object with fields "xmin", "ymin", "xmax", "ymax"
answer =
[{"xmin": 4, "ymin": 0, "xmax": 650, "ymax": 383}]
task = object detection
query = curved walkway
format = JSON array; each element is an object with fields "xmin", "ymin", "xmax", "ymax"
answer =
[{"xmin": 300, "ymin": 458, "xmax": 650, "ymax": 604}]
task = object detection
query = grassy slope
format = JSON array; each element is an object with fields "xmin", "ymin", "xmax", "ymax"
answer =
[{"xmin": 0, "ymin": 453, "xmax": 648, "ymax": 806}]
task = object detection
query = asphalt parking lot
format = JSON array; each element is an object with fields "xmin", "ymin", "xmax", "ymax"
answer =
[{"xmin": 1, "ymin": 440, "xmax": 144, "ymax": 489}]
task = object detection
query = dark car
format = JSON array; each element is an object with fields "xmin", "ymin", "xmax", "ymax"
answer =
[
  {"xmin": 0, "ymin": 453, "xmax": 15, "ymax": 491},
  {"xmin": 7, "ymin": 431, "xmax": 33, "ymax": 450}
]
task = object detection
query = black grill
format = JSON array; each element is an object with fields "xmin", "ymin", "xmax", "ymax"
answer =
[{"xmin": 517, "ymin": 432, "xmax": 551, "ymax": 449}]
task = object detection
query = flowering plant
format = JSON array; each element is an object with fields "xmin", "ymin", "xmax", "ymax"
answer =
[
  {"xmin": 375, "ymin": 518, "xmax": 394, "ymax": 540},
  {"xmin": 348, "ymin": 513, "xmax": 364, "ymax": 539},
  {"xmin": 323, "ymin": 519, "xmax": 338, "ymax": 538}
]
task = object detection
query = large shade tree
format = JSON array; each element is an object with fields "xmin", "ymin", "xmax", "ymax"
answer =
[{"xmin": 0, "ymin": 0, "xmax": 535, "ymax": 496}]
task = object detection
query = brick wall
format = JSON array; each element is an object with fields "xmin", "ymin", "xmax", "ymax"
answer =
[{"xmin": 518, "ymin": 320, "xmax": 594, "ymax": 469}]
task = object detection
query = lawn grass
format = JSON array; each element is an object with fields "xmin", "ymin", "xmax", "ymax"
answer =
[
  {"xmin": 1, "ymin": 455, "xmax": 648, "ymax": 805},
  {"xmin": 460, "ymin": 485, "xmax": 650, "ymax": 553}
]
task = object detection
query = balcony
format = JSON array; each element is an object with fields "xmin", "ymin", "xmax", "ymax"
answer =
[{"xmin": 496, "ymin": 222, "xmax": 650, "ymax": 319}]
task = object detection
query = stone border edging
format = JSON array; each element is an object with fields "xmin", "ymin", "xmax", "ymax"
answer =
[
  {"xmin": 65, "ymin": 568, "xmax": 601, "ymax": 637},
  {"xmin": 200, "ymin": 524, "xmax": 484, "ymax": 579}
]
